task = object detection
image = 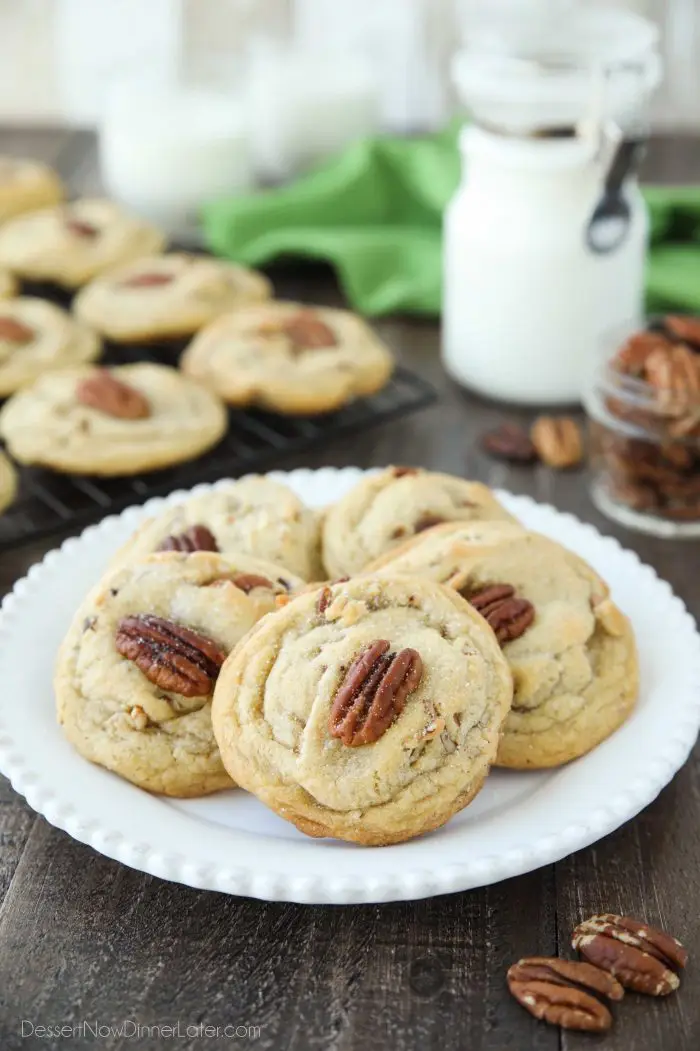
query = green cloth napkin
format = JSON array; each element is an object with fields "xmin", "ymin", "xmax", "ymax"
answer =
[{"xmin": 201, "ymin": 126, "xmax": 700, "ymax": 318}]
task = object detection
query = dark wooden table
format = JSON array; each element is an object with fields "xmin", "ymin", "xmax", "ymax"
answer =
[{"xmin": 0, "ymin": 130, "xmax": 698, "ymax": 1051}]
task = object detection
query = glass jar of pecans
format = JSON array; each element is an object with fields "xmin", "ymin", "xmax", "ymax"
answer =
[{"xmin": 584, "ymin": 315, "xmax": 700, "ymax": 537}]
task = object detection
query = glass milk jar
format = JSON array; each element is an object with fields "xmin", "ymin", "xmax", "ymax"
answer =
[{"xmin": 443, "ymin": 1, "xmax": 661, "ymax": 406}]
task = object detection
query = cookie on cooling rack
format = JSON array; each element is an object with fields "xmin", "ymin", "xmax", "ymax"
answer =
[
  {"xmin": 0, "ymin": 268, "xmax": 17, "ymax": 298},
  {"xmin": 112, "ymin": 476, "xmax": 322, "ymax": 581},
  {"xmin": 180, "ymin": 301, "xmax": 394, "ymax": 415},
  {"xmin": 320, "ymin": 466, "xmax": 516, "ymax": 578},
  {"xmin": 56, "ymin": 551, "xmax": 303, "ymax": 796},
  {"xmin": 0, "ymin": 363, "xmax": 227, "ymax": 476},
  {"xmin": 0, "ymin": 297, "xmax": 101, "ymax": 396},
  {"xmin": 211, "ymin": 574, "xmax": 513, "ymax": 845},
  {"xmin": 0, "ymin": 156, "xmax": 63, "ymax": 223},
  {"xmin": 0, "ymin": 198, "xmax": 165, "ymax": 288},
  {"xmin": 0, "ymin": 449, "xmax": 17, "ymax": 514},
  {"xmin": 367, "ymin": 519, "xmax": 639, "ymax": 769},
  {"xmin": 73, "ymin": 252, "xmax": 272, "ymax": 343}
]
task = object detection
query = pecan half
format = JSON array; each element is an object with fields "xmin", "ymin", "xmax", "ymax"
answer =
[
  {"xmin": 157, "ymin": 525, "xmax": 218, "ymax": 553},
  {"xmin": 614, "ymin": 330, "xmax": 671, "ymax": 376},
  {"xmin": 481, "ymin": 423, "xmax": 536, "ymax": 463},
  {"xmin": 572, "ymin": 914, "xmax": 687, "ymax": 996},
  {"xmin": 392, "ymin": 466, "xmax": 419, "ymax": 478},
  {"xmin": 508, "ymin": 971, "xmax": 612, "ymax": 1032},
  {"xmin": 531, "ymin": 416, "xmax": 583, "ymax": 469},
  {"xmin": 64, "ymin": 216, "xmax": 99, "ymax": 238},
  {"xmin": 645, "ymin": 344, "xmax": 700, "ymax": 417},
  {"xmin": 229, "ymin": 573, "xmax": 275, "ymax": 593},
  {"xmin": 664, "ymin": 314, "xmax": 700, "ymax": 347},
  {"xmin": 121, "ymin": 272, "xmax": 175, "ymax": 289},
  {"xmin": 508, "ymin": 957, "xmax": 624, "ymax": 1001},
  {"xmin": 413, "ymin": 513, "xmax": 445, "ymax": 533},
  {"xmin": 76, "ymin": 370, "xmax": 150, "ymax": 420},
  {"xmin": 467, "ymin": 584, "xmax": 534, "ymax": 644},
  {"xmin": 283, "ymin": 311, "xmax": 337, "ymax": 352},
  {"xmin": 0, "ymin": 316, "xmax": 34, "ymax": 344},
  {"xmin": 317, "ymin": 585, "xmax": 333, "ymax": 614},
  {"xmin": 329, "ymin": 640, "xmax": 423, "ymax": 746},
  {"xmin": 115, "ymin": 614, "xmax": 226, "ymax": 697}
]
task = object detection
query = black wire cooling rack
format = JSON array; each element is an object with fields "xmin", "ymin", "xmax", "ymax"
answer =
[{"xmin": 0, "ymin": 364, "xmax": 436, "ymax": 551}]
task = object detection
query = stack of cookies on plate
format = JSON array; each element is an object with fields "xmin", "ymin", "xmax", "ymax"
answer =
[
  {"xmin": 55, "ymin": 466, "xmax": 639, "ymax": 846},
  {"xmin": 0, "ymin": 157, "xmax": 394, "ymax": 503}
]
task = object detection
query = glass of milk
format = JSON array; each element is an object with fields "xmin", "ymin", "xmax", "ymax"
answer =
[{"xmin": 99, "ymin": 73, "xmax": 253, "ymax": 242}]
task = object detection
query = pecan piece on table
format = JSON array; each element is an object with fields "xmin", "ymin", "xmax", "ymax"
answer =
[
  {"xmin": 329, "ymin": 640, "xmax": 423, "ymax": 747},
  {"xmin": 0, "ymin": 316, "xmax": 35, "ymax": 344},
  {"xmin": 115, "ymin": 614, "xmax": 227, "ymax": 697},
  {"xmin": 531, "ymin": 416, "xmax": 583, "ymax": 469},
  {"xmin": 507, "ymin": 957, "xmax": 616, "ymax": 1032},
  {"xmin": 466, "ymin": 584, "xmax": 534, "ymax": 644},
  {"xmin": 572, "ymin": 914, "xmax": 688, "ymax": 996},
  {"xmin": 157, "ymin": 525, "xmax": 218, "ymax": 553},
  {"xmin": 76, "ymin": 370, "xmax": 150, "ymax": 420},
  {"xmin": 481, "ymin": 423, "xmax": 536, "ymax": 463},
  {"xmin": 121, "ymin": 272, "xmax": 175, "ymax": 289}
]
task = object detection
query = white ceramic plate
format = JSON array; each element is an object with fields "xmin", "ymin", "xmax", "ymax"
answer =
[{"xmin": 1, "ymin": 467, "xmax": 699, "ymax": 904}]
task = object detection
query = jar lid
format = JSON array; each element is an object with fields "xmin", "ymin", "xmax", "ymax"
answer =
[{"xmin": 453, "ymin": 0, "xmax": 660, "ymax": 135}]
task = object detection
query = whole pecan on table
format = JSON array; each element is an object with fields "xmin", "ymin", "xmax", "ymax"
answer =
[
  {"xmin": 0, "ymin": 316, "xmax": 35, "ymax": 344},
  {"xmin": 329, "ymin": 639, "xmax": 423, "ymax": 747},
  {"xmin": 531, "ymin": 416, "xmax": 583, "ymax": 469},
  {"xmin": 572, "ymin": 914, "xmax": 688, "ymax": 996},
  {"xmin": 481, "ymin": 423, "xmax": 537, "ymax": 463},
  {"xmin": 507, "ymin": 956, "xmax": 623, "ymax": 1032},
  {"xmin": 157, "ymin": 525, "xmax": 219, "ymax": 553},
  {"xmin": 465, "ymin": 584, "xmax": 534, "ymax": 644},
  {"xmin": 115, "ymin": 614, "xmax": 227, "ymax": 698}
]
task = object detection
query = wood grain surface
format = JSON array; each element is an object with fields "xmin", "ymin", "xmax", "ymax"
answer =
[{"xmin": 0, "ymin": 130, "xmax": 697, "ymax": 1051}]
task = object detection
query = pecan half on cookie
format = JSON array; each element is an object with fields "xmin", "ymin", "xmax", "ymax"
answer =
[
  {"xmin": 329, "ymin": 640, "xmax": 423, "ymax": 746},
  {"xmin": 466, "ymin": 584, "xmax": 535, "ymax": 644},
  {"xmin": 76, "ymin": 370, "xmax": 150, "ymax": 419},
  {"xmin": 157, "ymin": 525, "xmax": 219, "ymax": 553},
  {"xmin": 115, "ymin": 614, "xmax": 227, "ymax": 697},
  {"xmin": 572, "ymin": 914, "xmax": 688, "ymax": 995}
]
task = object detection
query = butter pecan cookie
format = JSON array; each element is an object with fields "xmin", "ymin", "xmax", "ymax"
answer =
[
  {"xmin": 180, "ymin": 301, "xmax": 394, "ymax": 415},
  {"xmin": 112, "ymin": 476, "xmax": 322, "ymax": 580},
  {"xmin": 0, "ymin": 198, "xmax": 165, "ymax": 288},
  {"xmin": 73, "ymin": 252, "xmax": 272, "ymax": 343},
  {"xmin": 0, "ymin": 297, "xmax": 101, "ymax": 396},
  {"xmin": 0, "ymin": 157, "xmax": 63, "ymax": 223},
  {"xmin": 0, "ymin": 449, "xmax": 18, "ymax": 514},
  {"xmin": 367, "ymin": 520, "xmax": 638, "ymax": 769},
  {"xmin": 56, "ymin": 551, "xmax": 302, "ymax": 796},
  {"xmin": 0, "ymin": 268, "xmax": 17, "ymax": 298},
  {"xmin": 0, "ymin": 363, "xmax": 227, "ymax": 475},
  {"xmin": 321, "ymin": 466, "xmax": 516, "ymax": 578},
  {"xmin": 212, "ymin": 574, "xmax": 512, "ymax": 844}
]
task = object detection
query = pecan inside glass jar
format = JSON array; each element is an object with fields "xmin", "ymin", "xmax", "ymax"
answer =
[{"xmin": 584, "ymin": 317, "xmax": 700, "ymax": 537}]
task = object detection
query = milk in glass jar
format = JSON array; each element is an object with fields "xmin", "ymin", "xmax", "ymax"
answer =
[{"xmin": 443, "ymin": 0, "xmax": 661, "ymax": 405}]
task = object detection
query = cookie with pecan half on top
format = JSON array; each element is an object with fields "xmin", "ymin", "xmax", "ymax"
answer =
[
  {"xmin": 366, "ymin": 520, "xmax": 639, "ymax": 769},
  {"xmin": 55, "ymin": 551, "xmax": 303, "ymax": 796},
  {"xmin": 211, "ymin": 574, "xmax": 512, "ymax": 845}
]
